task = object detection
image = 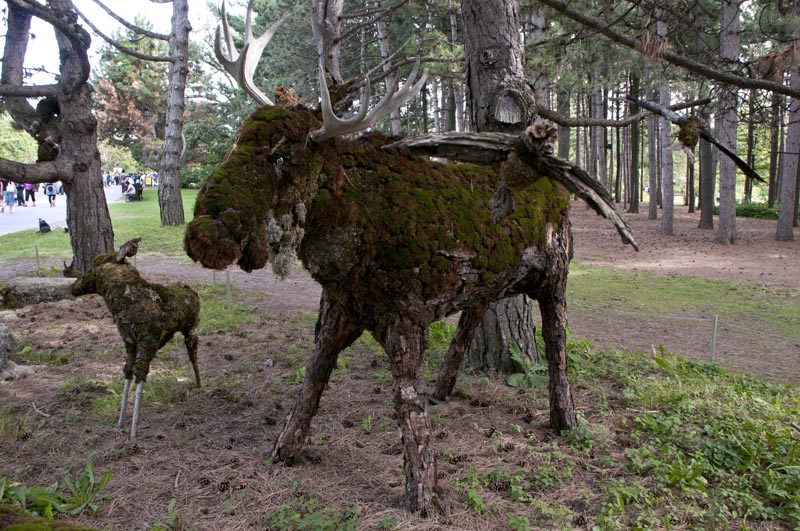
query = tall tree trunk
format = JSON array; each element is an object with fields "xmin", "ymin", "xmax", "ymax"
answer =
[
  {"xmin": 1, "ymin": 0, "xmax": 113, "ymax": 272},
  {"xmin": 375, "ymin": 0, "xmax": 402, "ymax": 136},
  {"xmin": 159, "ymin": 0, "xmax": 190, "ymax": 226},
  {"xmin": 768, "ymin": 92, "xmax": 782, "ymax": 207},
  {"xmin": 776, "ymin": 2, "xmax": 799, "ymax": 241},
  {"xmin": 715, "ymin": 0, "xmax": 741, "ymax": 245},
  {"xmin": 628, "ymin": 75, "xmax": 640, "ymax": 213},
  {"xmin": 647, "ymin": 112, "xmax": 659, "ymax": 220},
  {"xmin": 656, "ymin": 15, "xmax": 673, "ymax": 235},
  {"xmin": 461, "ymin": 0, "xmax": 539, "ymax": 372},
  {"xmin": 687, "ymin": 153, "xmax": 696, "ymax": 213},
  {"xmin": 744, "ymin": 89, "xmax": 757, "ymax": 203},
  {"xmin": 556, "ymin": 87, "xmax": 571, "ymax": 159},
  {"xmin": 698, "ymin": 123, "xmax": 716, "ymax": 229}
]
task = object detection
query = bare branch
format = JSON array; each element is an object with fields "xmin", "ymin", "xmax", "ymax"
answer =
[
  {"xmin": 536, "ymin": 0, "xmax": 800, "ymax": 99},
  {"xmin": 537, "ymin": 97, "xmax": 712, "ymax": 127},
  {"xmin": 0, "ymin": 157, "xmax": 63, "ymax": 184},
  {"xmin": 90, "ymin": 0, "xmax": 169, "ymax": 41},
  {"xmin": 309, "ymin": 57, "xmax": 428, "ymax": 142},
  {"xmin": 8, "ymin": 0, "xmax": 91, "ymax": 90},
  {"xmin": 337, "ymin": 0, "xmax": 411, "ymax": 44},
  {"xmin": 74, "ymin": 5, "xmax": 172, "ymax": 62},
  {"xmin": 214, "ymin": 0, "xmax": 291, "ymax": 106},
  {"xmin": 0, "ymin": 84, "xmax": 61, "ymax": 98}
]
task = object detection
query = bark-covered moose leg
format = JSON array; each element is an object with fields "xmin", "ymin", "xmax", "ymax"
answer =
[
  {"xmin": 536, "ymin": 276, "xmax": 577, "ymax": 433},
  {"xmin": 378, "ymin": 317, "xmax": 438, "ymax": 513},
  {"xmin": 272, "ymin": 290, "xmax": 362, "ymax": 463},
  {"xmin": 433, "ymin": 305, "xmax": 489, "ymax": 401}
]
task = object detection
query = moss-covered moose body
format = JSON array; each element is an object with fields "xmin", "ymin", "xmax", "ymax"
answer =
[
  {"xmin": 185, "ymin": 104, "xmax": 636, "ymax": 512},
  {"xmin": 72, "ymin": 240, "xmax": 201, "ymax": 440}
]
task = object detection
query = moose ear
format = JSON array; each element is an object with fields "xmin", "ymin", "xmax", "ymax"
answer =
[{"xmin": 185, "ymin": 216, "xmax": 242, "ymax": 270}]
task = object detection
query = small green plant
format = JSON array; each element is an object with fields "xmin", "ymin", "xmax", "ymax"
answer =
[
  {"xmin": 150, "ymin": 498, "xmax": 181, "ymax": 531},
  {"xmin": 505, "ymin": 342, "xmax": 547, "ymax": 389},
  {"xmin": 361, "ymin": 413, "xmax": 373, "ymax": 434},
  {"xmin": 0, "ymin": 459, "xmax": 111, "ymax": 518},
  {"xmin": 267, "ymin": 495, "xmax": 358, "ymax": 530},
  {"xmin": 285, "ymin": 367, "xmax": 306, "ymax": 385},
  {"xmin": 60, "ymin": 459, "xmax": 113, "ymax": 517},
  {"xmin": 508, "ymin": 514, "xmax": 531, "ymax": 531},
  {"xmin": 18, "ymin": 345, "xmax": 72, "ymax": 366}
]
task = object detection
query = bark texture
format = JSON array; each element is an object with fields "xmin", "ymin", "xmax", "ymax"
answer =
[
  {"xmin": 715, "ymin": 0, "xmax": 741, "ymax": 245},
  {"xmin": 776, "ymin": 3, "xmax": 799, "ymax": 241},
  {"xmin": 184, "ymin": 106, "xmax": 629, "ymax": 512},
  {"xmin": 158, "ymin": 0, "xmax": 191, "ymax": 226},
  {"xmin": 0, "ymin": 0, "xmax": 114, "ymax": 272},
  {"xmin": 461, "ymin": 0, "xmax": 540, "ymax": 375}
]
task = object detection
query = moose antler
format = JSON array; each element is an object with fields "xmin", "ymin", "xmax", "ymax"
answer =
[
  {"xmin": 214, "ymin": 0, "xmax": 290, "ymax": 106},
  {"xmin": 308, "ymin": 58, "xmax": 429, "ymax": 142}
]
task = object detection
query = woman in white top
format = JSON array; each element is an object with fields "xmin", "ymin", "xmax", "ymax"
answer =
[{"xmin": 2, "ymin": 181, "xmax": 16, "ymax": 213}]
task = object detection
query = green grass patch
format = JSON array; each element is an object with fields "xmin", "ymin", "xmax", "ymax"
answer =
[
  {"xmin": 0, "ymin": 189, "xmax": 198, "ymax": 262},
  {"xmin": 570, "ymin": 345, "xmax": 800, "ymax": 529},
  {"xmin": 568, "ymin": 262, "xmax": 800, "ymax": 339},
  {"xmin": 195, "ymin": 283, "xmax": 259, "ymax": 334},
  {"xmin": 712, "ymin": 202, "xmax": 781, "ymax": 220}
]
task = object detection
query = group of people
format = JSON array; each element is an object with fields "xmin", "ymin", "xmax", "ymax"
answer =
[{"xmin": 1, "ymin": 180, "xmax": 61, "ymax": 213}]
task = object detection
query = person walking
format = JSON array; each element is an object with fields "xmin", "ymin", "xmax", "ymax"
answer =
[
  {"xmin": 45, "ymin": 182, "xmax": 57, "ymax": 207},
  {"xmin": 14, "ymin": 182, "xmax": 24, "ymax": 206},
  {"xmin": 24, "ymin": 182, "xmax": 37, "ymax": 207},
  {"xmin": 3, "ymin": 181, "xmax": 16, "ymax": 213}
]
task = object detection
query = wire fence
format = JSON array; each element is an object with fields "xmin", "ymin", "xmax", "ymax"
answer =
[{"xmin": 564, "ymin": 302, "xmax": 800, "ymax": 383}]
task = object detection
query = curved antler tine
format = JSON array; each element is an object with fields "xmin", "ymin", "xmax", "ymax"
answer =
[
  {"xmin": 215, "ymin": 0, "xmax": 290, "ymax": 106},
  {"xmin": 310, "ymin": 58, "xmax": 428, "ymax": 142}
]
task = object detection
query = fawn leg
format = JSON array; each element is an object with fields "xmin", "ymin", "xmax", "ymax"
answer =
[
  {"xmin": 272, "ymin": 291, "xmax": 362, "ymax": 462},
  {"xmin": 118, "ymin": 342, "xmax": 136, "ymax": 428},
  {"xmin": 130, "ymin": 381, "xmax": 145, "ymax": 441},
  {"xmin": 380, "ymin": 318, "xmax": 438, "ymax": 514},
  {"xmin": 184, "ymin": 330, "xmax": 201, "ymax": 387}
]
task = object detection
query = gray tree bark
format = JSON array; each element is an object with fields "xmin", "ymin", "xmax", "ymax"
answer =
[
  {"xmin": 657, "ymin": 17, "xmax": 673, "ymax": 235},
  {"xmin": 647, "ymin": 111, "xmax": 659, "ymax": 220},
  {"xmin": 0, "ymin": 0, "xmax": 114, "ymax": 272},
  {"xmin": 158, "ymin": 0, "xmax": 190, "ymax": 226},
  {"xmin": 715, "ymin": 0, "xmax": 741, "ymax": 245},
  {"xmin": 628, "ymin": 75, "xmax": 640, "ymax": 213},
  {"xmin": 776, "ymin": 2, "xmax": 799, "ymax": 241},
  {"xmin": 461, "ymin": 0, "xmax": 539, "ymax": 371}
]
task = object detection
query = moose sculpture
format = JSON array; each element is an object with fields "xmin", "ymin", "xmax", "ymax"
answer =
[{"xmin": 184, "ymin": 3, "xmax": 637, "ymax": 513}]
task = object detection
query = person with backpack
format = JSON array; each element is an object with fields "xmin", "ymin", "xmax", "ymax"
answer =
[{"xmin": 45, "ymin": 182, "xmax": 57, "ymax": 207}]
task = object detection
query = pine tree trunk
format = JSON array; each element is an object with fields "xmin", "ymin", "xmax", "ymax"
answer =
[
  {"xmin": 647, "ymin": 112, "xmax": 659, "ymax": 220},
  {"xmin": 158, "ymin": 0, "xmax": 190, "ymax": 226},
  {"xmin": 628, "ymin": 75, "xmax": 640, "ymax": 213},
  {"xmin": 776, "ymin": 3, "xmax": 799, "ymax": 241},
  {"xmin": 461, "ymin": 0, "xmax": 538, "ymax": 374},
  {"xmin": 715, "ymin": 0, "xmax": 741, "ymax": 245}
]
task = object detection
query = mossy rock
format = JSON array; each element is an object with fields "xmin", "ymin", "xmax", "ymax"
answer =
[{"xmin": 0, "ymin": 505, "xmax": 99, "ymax": 531}]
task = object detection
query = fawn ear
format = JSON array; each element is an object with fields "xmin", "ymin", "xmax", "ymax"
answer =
[{"xmin": 185, "ymin": 215, "xmax": 242, "ymax": 270}]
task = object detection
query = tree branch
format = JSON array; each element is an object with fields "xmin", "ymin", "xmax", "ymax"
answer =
[
  {"xmin": 0, "ymin": 84, "xmax": 61, "ymax": 98},
  {"xmin": 0, "ymin": 157, "xmax": 63, "ymax": 184},
  {"xmin": 74, "ymin": 5, "xmax": 172, "ymax": 62},
  {"xmin": 9, "ymin": 0, "xmax": 92, "ymax": 90},
  {"xmin": 337, "ymin": 0, "xmax": 411, "ymax": 44},
  {"xmin": 536, "ymin": 0, "xmax": 800, "ymax": 99},
  {"xmin": 537, "ymin": 97, "xmax": 712, "ymax": 127},
  {"xmin": 89, "ymin": 0, "xmax": 170, "ymax": 41}
]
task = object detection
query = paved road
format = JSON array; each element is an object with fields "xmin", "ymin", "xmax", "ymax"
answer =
[{"xmin": 0, "ymin": 186, "xmax": 124, "ymax": 236}]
